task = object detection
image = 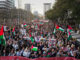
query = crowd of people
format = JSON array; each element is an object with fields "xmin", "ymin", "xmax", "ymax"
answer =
[{"xmin": 0, "ymin": 23, "xmax": 80, "ymax": 59}]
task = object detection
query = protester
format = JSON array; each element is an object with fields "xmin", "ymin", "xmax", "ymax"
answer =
[{"xmin": 0, "ymin": 23, "xmax": 80, "ymax": 59}]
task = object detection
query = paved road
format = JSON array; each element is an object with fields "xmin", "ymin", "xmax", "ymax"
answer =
[{"xmin": 71, "ymin": 31, "xmax": 80, "ymax": 42}]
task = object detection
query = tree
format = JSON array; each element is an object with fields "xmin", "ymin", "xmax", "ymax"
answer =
[
  {"xmin": 0, "ymin": 8, "xmax": 34, "ymax": 26},
  {"xmin": 45, "ymin": 0, "xmax": 80, "ymax": 25}
]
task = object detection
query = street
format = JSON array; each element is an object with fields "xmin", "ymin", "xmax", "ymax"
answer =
[{"xmin": 71, "ymin": 31, "xmax": 80, "ymax": 42}]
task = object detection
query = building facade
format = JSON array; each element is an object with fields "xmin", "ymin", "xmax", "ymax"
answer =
[
  {"xmin": 44, "ymin": 3, "xmax": 51, "ymax": 13},
  {"xmin": 0, "ymin": 0, "xmax": 15, "ymax": 25},
  {"xmin": 44, "ymin": 3, "xmax": 51, "ymax": 19},
  {"xmin": 25, "ymin": 4, "xmax": 31, "ymax": 12},
  {"xmin": 0, "ymin": 0, "xmax": 15, "ymax": 9}
]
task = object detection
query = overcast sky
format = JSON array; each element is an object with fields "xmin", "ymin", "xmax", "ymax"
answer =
[{"xmin": 15, "ymin": 0, "xmax": 55, "ymax": 15}]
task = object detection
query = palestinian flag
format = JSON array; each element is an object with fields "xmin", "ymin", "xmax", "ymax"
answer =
[
  {"xmin": 53, "ymin": 25, "xmax": 58, "ymax": 34},
  {"xmin": 67, "ymin": 31, "xmax": 72, "ymax": 41},
  {"xmin": 68, "ymin": 25, "xmax": 72, "ymax": 32},
  {"xmin": 29, "ymin": 29, "xmax": 34, "ymax": 43},
  {"xmin": 30, "ymin": 37, "xmax": 34, "ymax": 43},
  {"xmin": 47, "ymin": 53, "xmax": 51, "ymax": 57},
  {"xmin": 31, "ymin": 45, "xmax": 38, "ymax": 51},
  {"xmin": 58, "ymin": 27, "xmax": 65, "ymax": 32},
  {"xmin": 29, "ymin": 33, "xmax": 32, "ymax": 37},
  {"xmin": 12, "ymin": 27, "xmax": 15, "ymax": 35},
  {"xmin": 0, "ymin": 26, "xmax": 6, "ymax": 46},
  {"xmin": 53, "ymin": 25, "xmax": 64, "ymax": 33},
  {"xmin": 24, "ymin": 23, "xmax": 27, "ymax": 27},
  {"xmin": 56, "ymin": 25, "xmax": 59, "ymax": 29},
  {"xmin": 53, "ymin": 28, "xmax": 56, "ymax": 34},
  {"xmin": 67, "ymin": 25, "xmax": 72, "ymax": 40}
]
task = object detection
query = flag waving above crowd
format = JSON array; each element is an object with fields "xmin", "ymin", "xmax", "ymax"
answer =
[
  {"xmin": 0, "ymin": 26, "xmax": 6, "ymax": 46},
  {"xmin": 0, "ymin": 23, "xmax": 80, "ymax": 59},
  {"xmin": 53, "ymin": 25, "xmax": 65, "ymax": 34},
  {"xmin": 67, "ymin": 25, "xmax": 72, "ymax": 40}
]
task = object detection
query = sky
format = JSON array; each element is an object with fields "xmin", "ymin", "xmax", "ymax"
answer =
[{"xmin": 15, "ymin": 0, "xmax": 55, "ymax": 15}]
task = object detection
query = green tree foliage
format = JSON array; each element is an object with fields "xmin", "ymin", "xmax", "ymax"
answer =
[
  {"xmin": 45, "ymin": 0, "xmax": 80, "ymax": 24},
  {"xmin": 45, "ymin": 9, "xmax": 54, "ymax": 20}
]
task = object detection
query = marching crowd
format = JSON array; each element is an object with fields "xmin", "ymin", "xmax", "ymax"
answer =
[{"xmin": 0, "ymin": 23, "xmax": 80, "ymax": 59}]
